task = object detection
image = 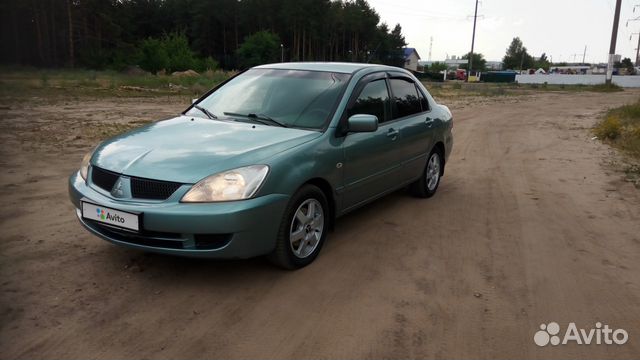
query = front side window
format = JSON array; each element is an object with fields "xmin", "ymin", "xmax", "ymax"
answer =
[
  {"xmin": 347, "ymin": 79, "xmax": 389, "ymax": 123},
  {"xmin": 188, "ymin": 69, "xmax": 350, "ymax": 129},
  {"xmin": 389, "ymin": 78, "xmax": 422, "ymax": 119},
  {"xmin": 417, "ymin": 86, "xmax": 430, "ymax": 112}
]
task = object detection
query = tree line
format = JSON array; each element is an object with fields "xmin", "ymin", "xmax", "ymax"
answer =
[{"xmin": 0, "ymin": 0, "xmax": 407, "ymax": 72}]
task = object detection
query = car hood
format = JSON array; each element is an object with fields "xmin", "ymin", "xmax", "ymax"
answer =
[{"xmin": 92, "ymin": 116, "xmax": 321, "ymax": 183}]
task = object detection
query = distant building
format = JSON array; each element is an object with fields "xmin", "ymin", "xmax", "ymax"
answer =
[{"xmin": 403, "ymin": 48, "xmax": 421, "ymax": 71}]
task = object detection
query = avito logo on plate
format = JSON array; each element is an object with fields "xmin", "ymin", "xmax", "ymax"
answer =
[
  {"xmin": 534, "ymin": 322, "xmax": 629, "ymax": 346},
  {"xmin": 96, "ymin": 207, "xmax": 125, "ymax": 224}
]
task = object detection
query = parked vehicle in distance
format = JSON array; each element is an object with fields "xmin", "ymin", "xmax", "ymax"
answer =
[{"xmin": 68, "ymin": 62, "xmax": 454, "ymax": 269}]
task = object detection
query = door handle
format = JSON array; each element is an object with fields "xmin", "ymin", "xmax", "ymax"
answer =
[
  {"xmin": 387, "ymin": 128, "xmax": 399, "ymax": 139},
  {"xmin": 425, "ymin": 117, "xmax": 437, "ymax": 127}
]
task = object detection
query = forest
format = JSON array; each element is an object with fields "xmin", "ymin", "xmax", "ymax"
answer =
[{"xmin": 0, "ymin": 0, "xmax": 408, "ymax": 71}]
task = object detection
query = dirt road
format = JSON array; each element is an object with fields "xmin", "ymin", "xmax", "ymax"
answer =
[{"xmin": 1, "ymin": 90, "xmax": 639, "ymax": 359}]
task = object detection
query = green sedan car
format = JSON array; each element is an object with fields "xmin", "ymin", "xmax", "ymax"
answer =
[{"xmin": 69, "ymin": 62, "xmax": 453, "ymax": 269}]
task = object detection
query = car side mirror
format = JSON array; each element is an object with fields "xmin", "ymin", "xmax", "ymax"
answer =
[
  {"xmin": 347, "ymin": 114, "xmax": 378, "ymax": 133},
  {"xmin": 192, "ymin": 98, "xmax": 198, "ymax": 104}
]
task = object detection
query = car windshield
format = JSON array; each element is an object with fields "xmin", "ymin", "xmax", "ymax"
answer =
[{"xmin": 187, "ymin": 69, "xmax": 350, "ymax": 130}]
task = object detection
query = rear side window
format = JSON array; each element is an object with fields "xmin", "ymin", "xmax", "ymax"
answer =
[
  {"xmin": 348, "ymin": 79, "xmax": 389, "ymax": 123},
  {"xmin": 389, "ymin": 78, "xmax": 422, "ymax": 119}
]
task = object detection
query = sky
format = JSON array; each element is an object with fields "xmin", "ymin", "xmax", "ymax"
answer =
[{"xmin": 366, "ymin": 0, "xmax": 640, "ymax": 64}]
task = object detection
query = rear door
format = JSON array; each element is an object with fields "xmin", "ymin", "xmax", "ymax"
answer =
[
  {"xmin": 340, "ymin": 74, "xmax": 404, "ymax": 211},
  {"xmin": 387, "ymin": 74, "xmax": 436, "ymax": 180}
]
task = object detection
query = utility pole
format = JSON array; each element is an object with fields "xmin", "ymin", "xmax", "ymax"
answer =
[
  {"xmin": 627, "ymin": 10, "xmax": 640, "ymax": 66},
  {"xmin": 428, "ymin": 36, "xmax": 433, "ymax": 61},
  {"xmin": 606, "ymin": 0, "xmax": 622, "ymax": 84},
  {"xmin": 467, "ymin": 0, "xmax": 479, "ymax": 82},
  {"xmin": 632, "ymin": 33, "xmax": 640, "ymax": 66},
  {"xmin": 636, "ymin": 35, "xmax": 640, "ymax": 66},
  {"xmin": 582, "ymin": 45, "xmax": 587, "ymax": 64},
  {"xmin": 633, "ymin": 5, "xmax": 640, "ymax": 65}
]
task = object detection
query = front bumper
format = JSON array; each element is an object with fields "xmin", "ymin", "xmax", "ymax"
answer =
[{"xmin": 68, "ymin": 172, "xmax": 289, "ymax": 258}]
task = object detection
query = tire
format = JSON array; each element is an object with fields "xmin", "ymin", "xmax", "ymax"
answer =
[
  {"xmin": 410, "ymin": 148, "xmax": 443, "ymax": 198},
  {"xmin": 268, "ymin": 184, "xmax": 329, "ymax": 270}
]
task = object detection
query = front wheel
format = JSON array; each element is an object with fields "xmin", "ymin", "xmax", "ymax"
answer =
[
  {"xmin": 268, "ymin": 184, "xmax": 329, "ymax": 269},
  {"xmin": 410, "ymin": 149, "xmax": 443, "ymax": 198}
]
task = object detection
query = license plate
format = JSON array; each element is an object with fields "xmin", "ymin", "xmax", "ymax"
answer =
[{"xmin": 81, "ymin": 201, "xmax": 140, "ymax": 231}]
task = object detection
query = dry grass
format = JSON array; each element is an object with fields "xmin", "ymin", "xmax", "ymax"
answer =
[{"xmin": 594, "ymin": 99, "xmax": 640, "ymax": 158}]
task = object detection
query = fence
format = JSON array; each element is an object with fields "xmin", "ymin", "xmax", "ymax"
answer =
[{"xmin": 515, "ymin": 74, "xmax": 640, "ymax": 88}]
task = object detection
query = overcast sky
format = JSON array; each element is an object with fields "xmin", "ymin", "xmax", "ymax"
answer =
[{"xmin": 367, "ymin": 0, "xmax": 640, "ymax": 64}]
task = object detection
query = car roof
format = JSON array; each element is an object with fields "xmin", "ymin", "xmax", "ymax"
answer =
[{"xmin": 254, "ymin": 62, "xmax": 406, "ymax": 75}]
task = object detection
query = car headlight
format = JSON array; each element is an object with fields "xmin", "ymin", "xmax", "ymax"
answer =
[
  {"xmin": 181, "ymin": 165, "xmax": 269, "ymax": 202},
  {"xmin": 79, "ymin": 148, "xmax": 96, "ymax": 180}
]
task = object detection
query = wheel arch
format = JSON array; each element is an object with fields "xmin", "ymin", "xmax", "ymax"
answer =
[
  {"xmin": 301, "ymin": 177, "xmax": 336, "ymax": 230},
  {"xmin": 433, "ymin": 141, "xmax": 446, "ymax": 175}
]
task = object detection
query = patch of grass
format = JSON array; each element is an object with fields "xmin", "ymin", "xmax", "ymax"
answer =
[
  {"xmin": 0, "ymin": 66, "xmax": 234, "ymax": 99},
  {"xmin": 421, "ymin": 81, "xmax": 516, "ymax": 98},
  {"xmin": 594, "ymin": 115, "xmax": 622, "ymax": 139},
  {"xmin": 594, "ymin": 99, "xmax": 640, "ymax": 158},
  {"xmin": 589, "ymin": 83, "xmax": 624, "ymax": 93},
  {"xmin": 420, "ymin": 80, "xmax": 628, "ymax": 99}
]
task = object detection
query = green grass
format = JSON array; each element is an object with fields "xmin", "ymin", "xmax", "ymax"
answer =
[
  {"xmin": 0, "ymin": 66, "xmax": 234, "ymax": 99},
  {"xmin": 589, "ymin": 83, "xmax": 624, "ymax": 93},
  {"xmin": 594, "ymin": 99, "xmax": 640, "ymax": 158},
  {"xmin": 421, "ymin": 80, "xmax": 626, "ymax": 99},
  {"xmin": 422, "ymin": 81, "xmax": 519, "ymax": 98}
]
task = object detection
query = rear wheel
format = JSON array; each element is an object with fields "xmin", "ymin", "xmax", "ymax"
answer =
[
  {"xmin": 268, "ymin": 184, "xmax": 328, "ymax": 269},
  {"xmin": 410, "ymin": 148, "xmax": 443, "ymax": 198}
]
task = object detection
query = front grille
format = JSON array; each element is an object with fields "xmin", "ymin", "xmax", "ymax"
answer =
[
  {"xmin": 91, "ymin": 166, "xmax": 182, "ymax": 200},
  {"xmin": 131, "ymin": 177, "xmax": 182, "ymax": 200},
  {"xmin": 92, "ymin": 166, "xmax": 119, "ymax": 192},
  {"xmin": 88, "ymin": 220, "xmax": 186, "ymax": 249}
]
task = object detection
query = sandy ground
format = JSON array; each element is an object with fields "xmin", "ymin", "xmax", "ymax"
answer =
[{"xmin": 1, "ymin": 90, "xmax": 639, "ymax": 359}]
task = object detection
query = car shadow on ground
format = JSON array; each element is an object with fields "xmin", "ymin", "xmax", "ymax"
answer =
[{"xmin": 95, "ymin": 184, "xmax": 450, "ymax": 286}]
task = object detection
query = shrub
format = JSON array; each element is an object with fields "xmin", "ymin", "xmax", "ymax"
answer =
[
  {"xmin": 594, "ymin": 100, "xmax": 640, "ymax": 158},
  {"xmin": 162, "ymin": 32, "xmax": 198, "ymax": 72},
  {"xmin": 236, "ymin": 31, "xmax": 281, "ymax": 68},
  {"xmin": 138, "ymin": 38, "xmax": 169, "ymax": 74},
  {"xmin": 594, "ymin": 115, "xmax": 622, "ymax": 140},
  {"xmin": 198, "ymin": 56, "xmax": 219, "ymax": 72},
  {"xmin": 136, "ymin": 32, "xmax": 201, "ymax": 74}
]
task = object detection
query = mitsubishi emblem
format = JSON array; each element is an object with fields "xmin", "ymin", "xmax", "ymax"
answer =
[{"xmin": 111, "ymin": 178, "xmax": 125, "ymax": 198}]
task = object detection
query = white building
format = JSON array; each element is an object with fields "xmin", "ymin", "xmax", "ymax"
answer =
[{"xmin": 403, "ymin": 48, "xmax": 421, "ymax": 71}]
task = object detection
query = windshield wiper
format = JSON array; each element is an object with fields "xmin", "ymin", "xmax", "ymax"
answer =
[
  {"xmin": 192, "ymin": 104, "xmax": 217, "ymax": 119},
  {"xmin": 223, "ymin": 112, "xmax": 288, "ymax": 128}
]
